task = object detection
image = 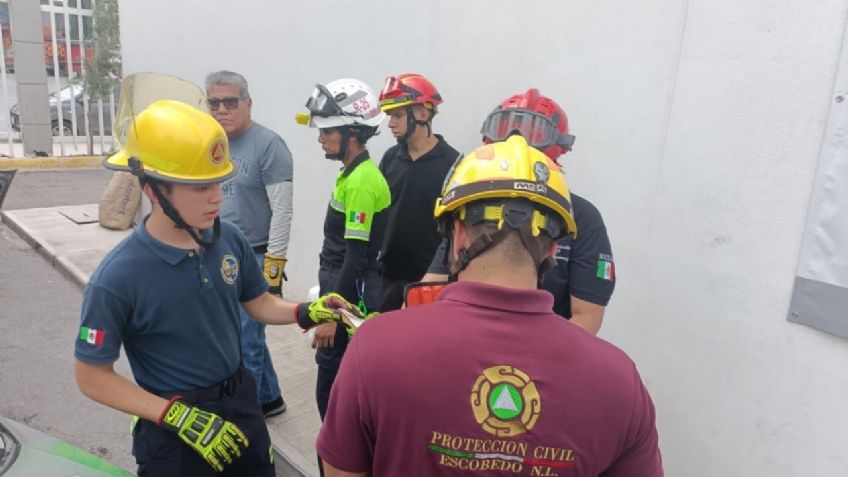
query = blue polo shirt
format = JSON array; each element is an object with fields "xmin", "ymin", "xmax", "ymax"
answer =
[{"xmin": 74, "ymin": 218, "xmax": 268, "ymax": 391}]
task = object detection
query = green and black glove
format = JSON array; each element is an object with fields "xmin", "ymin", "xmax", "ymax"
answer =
[
  {"xmin": 159, "ymin": 398, "xmax": 249, "ymax": 472},
  {"xmin": 296, "ymin": 292, "xmax": 359, "ymax": 329},
  {"xmin": 342, "ymin": 310, "xmax": 379, "ymax": 337},
  {"xmin": 263, "ymin": 253, "xmax": 287, "ymax": 296}
]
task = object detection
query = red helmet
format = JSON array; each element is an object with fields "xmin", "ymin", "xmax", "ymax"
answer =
[
  {"xmin": 480, "ymin": 88, "xmax": 575, "ymax": 162},
  {"xmin": 379, "ymin": 74, "xmax": 443, "ymax": 113}
]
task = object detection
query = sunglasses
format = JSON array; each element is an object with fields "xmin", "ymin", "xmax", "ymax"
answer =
[{"xmin": 208, "ymin": 97, "xmax": 240, "ymax": 111}]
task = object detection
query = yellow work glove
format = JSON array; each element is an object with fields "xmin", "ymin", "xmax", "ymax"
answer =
[
  {"xmin": 159, "ymin": 399, "xmax": 249, "ymax": 472},
  {"xmin": 263, "ymin": 253, "xmax": 286, "ymax": 296},
  {"xmin": 295, "ymin": 293, "xmax": 358, "ymax": 329},
  {"xmin": 341, "ymin": 309, "xmax": 379, "ymax": 337}
]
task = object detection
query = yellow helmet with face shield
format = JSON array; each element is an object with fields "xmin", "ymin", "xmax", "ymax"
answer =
[{"xmin": 106, "ymin": 99, "xmax": 235, "ymax": 184}]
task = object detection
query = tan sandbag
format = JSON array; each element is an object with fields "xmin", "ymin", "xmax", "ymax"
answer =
[{"xmin": 99, "ymin": 171, "xmax": 141, "ymax": 230}]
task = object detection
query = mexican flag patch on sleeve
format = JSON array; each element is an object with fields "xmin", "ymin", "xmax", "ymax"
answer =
[
  {"xmin": 349, "ymin": 211, "xmax": 367, "ymax": 224},
  {"xmin": 596, "ymin": 259, "xmax": 615, "ymax": 281},
  {"xmin": 79, "ymin": 326, "xmax": 105, "ymax": 346}
]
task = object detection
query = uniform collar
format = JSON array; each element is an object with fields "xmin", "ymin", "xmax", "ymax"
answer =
[
  {"xmin": 134, "ymin": 217, "xmax": 200, "ymax": 266},
  {"xmin": 398, "ymin": 134, "xmax": 448, "ymax": 162},
  {"xmin": 437, "ymin": 280, "xmax": 554, "ymax": 314},
  {"xmin": 341, "ymin": 151, "xmax": 371, "ymax": 177}
]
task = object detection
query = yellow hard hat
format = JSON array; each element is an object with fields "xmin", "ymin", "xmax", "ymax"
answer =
[
  {"xmin": 105, "ymin": 100, "xmax": 235, "ymax": 184},
  {"xmin": 434, "ymin": 134, "xmax": 577, "ymax": 238}
]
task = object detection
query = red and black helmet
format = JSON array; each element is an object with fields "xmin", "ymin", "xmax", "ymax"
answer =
[
  {"xmin": 480, "ymin": 88, "xmax": 575, "ymax": 162},
  {"xmin": 379, "ymin": 74, "xmax": 443, "ymax": 113}
]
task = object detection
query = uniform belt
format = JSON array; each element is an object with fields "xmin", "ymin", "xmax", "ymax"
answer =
[
  {"xmin": 253, "ymin": 244, "xmax": 268, "ymax": 254},
  {"xmin": 147, "ymin": 367, "xmax": 245, "ymax": 403}
]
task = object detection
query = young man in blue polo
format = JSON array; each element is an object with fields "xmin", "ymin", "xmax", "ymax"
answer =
[{"xmin": 74, "ymin": 100, "xmax": 352, "ymax": 477}]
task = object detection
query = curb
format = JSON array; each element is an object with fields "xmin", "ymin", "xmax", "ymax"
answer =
[
  {"xmin": 0, "ymin": 156, "xmax": 103, "ymax": 170},
  {"xmin": 268, "ymin": 427, "xmax": 318, "ymax": 477},
  {"xmin": 0, "ymin": 209, "xmax": 89, "ymax": 292}
]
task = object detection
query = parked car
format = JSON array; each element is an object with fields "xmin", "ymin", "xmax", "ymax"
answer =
[
  {"xmin": 0, "ymin": 415, "xmax": 135, "ymax": 477},
  {"xmin": 9, "ymin": 81, "xmax": 120, "ymax": 137}
]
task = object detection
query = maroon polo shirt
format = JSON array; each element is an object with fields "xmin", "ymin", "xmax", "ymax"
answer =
[{"xmin": 317, "ymin": 281, "xmax": 662, "ymax": 476}]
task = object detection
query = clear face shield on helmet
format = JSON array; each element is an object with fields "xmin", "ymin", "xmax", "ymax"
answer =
[
  {"xmin": 113, "ymin": 72, "xmax": 210, "ymax": 150},
  {"xmin": 296, "ymin": 83, "xmax": 374, "ymax": 127},
  {"xmin": 480, "ymin": 108, "xmax": 575, "ymax": 151},
  {"xmin": 305, "ymin": 83, "xmax": 344, "ymax": 118}
]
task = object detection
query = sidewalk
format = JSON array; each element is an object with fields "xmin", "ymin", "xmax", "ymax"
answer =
[{"xmin": 1, "ymin": 203, "xmax": 322, "ymax": 477}]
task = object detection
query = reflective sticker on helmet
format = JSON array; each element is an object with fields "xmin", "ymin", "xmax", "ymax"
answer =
[
  {"xmin": 514, "ymin": 181, "xmax": 548, "ymax": 194},
  {"xmin": 351, "ymin": 97, "xmax": 374, "ymax": 117},
  {"xmin": 210, "ymin": 141, "xmax": 226, "ymax": 165},
  {"xmin": 476, "ymin": 144, "xmax": 495, "ymax": 160},
  {"xmin": 534, "ymin": 162, "xmax": 550, "ymax": 182}
]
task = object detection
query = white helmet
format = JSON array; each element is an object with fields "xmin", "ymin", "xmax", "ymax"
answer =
[{"xmin": 296, "ymin": 78, "xmax": 386, "ymax": 129}]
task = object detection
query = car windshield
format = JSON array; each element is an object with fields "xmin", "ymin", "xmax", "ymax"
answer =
[
  {"xmin": 53, "ymin": 84, "xmax": 82, "ymax": 102},
  {"xmin": 0, "ymin": 421, "xmax": 20, "ymax": 474}
]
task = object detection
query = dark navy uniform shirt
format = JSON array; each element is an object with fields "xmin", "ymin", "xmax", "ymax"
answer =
[
  {"xmin": 427, "ymin": 193, "xmax": 615, "ymax": 318},
  {"xmin": 75, "ymin": 219, "xmax": 267, "ymax": 391}
]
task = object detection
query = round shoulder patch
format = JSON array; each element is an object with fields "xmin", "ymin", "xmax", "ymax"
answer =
[{"xmin": 220, "ymin": 254, "xmax": 239, "ymax": 285}]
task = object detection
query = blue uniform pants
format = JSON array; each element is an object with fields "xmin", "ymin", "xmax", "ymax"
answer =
[
  {"xmin": 240, "ymin": 251, "xmax": 282, "ymax": 404},
  {"xmin": 315, "ymin": 264, "xmax": 382, "ymax": 419},
  {"xmin": 132, "ymin": 371, "xmax": 275, "ymax": 477}
]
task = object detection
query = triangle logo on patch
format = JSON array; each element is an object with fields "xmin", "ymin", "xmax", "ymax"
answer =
[{"xmin": 492, "ymin": 385, "xmax": 519, "ymax": 412}]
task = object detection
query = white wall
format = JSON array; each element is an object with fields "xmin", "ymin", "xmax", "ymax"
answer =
[{"xmin": 118, "ymin": 1, "xmax": 848, "ymax": 475}]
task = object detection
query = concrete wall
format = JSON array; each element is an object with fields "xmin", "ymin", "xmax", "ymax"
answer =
[{"xmin": 118, "ymin": 1, "xmax": 848, "ymax": 475}]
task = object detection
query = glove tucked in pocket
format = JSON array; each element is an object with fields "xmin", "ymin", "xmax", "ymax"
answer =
[{"xmin": 263, "ymin": 254, "xmax": 287, "ymax": 296}]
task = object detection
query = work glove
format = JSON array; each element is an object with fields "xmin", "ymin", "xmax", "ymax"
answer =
[
  {"xmin": 340, "ymin": 309, "xmax": 379, "ymax": 337},
  {"xmin": 159, "ymin": 398, "xmax": 249, "ymax": 472},
  {"xmin": 295, "ymin": 292, "xmax": 358, "ymax": 329},
  {"xmin": 263, "ymin": 253, "xmax": 287, "ymax": 296}
]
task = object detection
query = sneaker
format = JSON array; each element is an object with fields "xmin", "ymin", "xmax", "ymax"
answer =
[{"xmin": 262, "ymin": 396, "xmax": 287, "ymax": 418}]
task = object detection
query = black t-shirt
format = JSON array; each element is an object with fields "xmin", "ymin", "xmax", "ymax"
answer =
[
  {"xmin": 379, "ymin": 135, "xmax": 460, "ymax": 280},
  {"xmin": 427, "ymin": 193, "xmax": 615, "ymax": 319}
]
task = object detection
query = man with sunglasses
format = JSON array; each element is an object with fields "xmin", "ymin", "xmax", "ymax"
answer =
[
  {"xmin": 422, "ymin": 89, "xmax": 615, "ymax": 336},
  {"xmin": 206, "ymin": 70, "xmax": 293, "ymax": 418},
  {"xmin": 376, "ymin": 74, "xmax": 460, "ymax": 311},
  {"xmin": 295, "ymin": 78, "xmax": 390, "ymax": 424}
]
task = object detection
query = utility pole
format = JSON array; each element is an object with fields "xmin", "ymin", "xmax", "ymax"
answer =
[{"xmin": 9, "ymin": 0, "xmax": 52, "ymax": 156}]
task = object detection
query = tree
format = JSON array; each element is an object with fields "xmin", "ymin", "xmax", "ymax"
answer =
[{"xmin": 80, "ymin": 0, "xmax": 121, "ymax": 154}]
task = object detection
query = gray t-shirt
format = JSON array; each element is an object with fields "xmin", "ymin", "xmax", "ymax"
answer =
[{"xmin": 220, "ymin": 122, "xmax": 293, "ymax": 247}]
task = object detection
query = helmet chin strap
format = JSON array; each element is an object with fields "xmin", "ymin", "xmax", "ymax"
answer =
[
  {"xmin": 443, "ymin": 202, "xmax": 558, "ymax": 281},
  {"xmin": 398, "ymin": 106, "xmax": 433, "ymax": 144},
  {"xmin": 129, "ymin": 157, "xmax": 221, "ymax": 249}
]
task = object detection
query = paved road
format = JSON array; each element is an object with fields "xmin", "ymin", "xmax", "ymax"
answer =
[{"xmin": 0, "ymin": 168, "xmax": 137, "ymax": 471}]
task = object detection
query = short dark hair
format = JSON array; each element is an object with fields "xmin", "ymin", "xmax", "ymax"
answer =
[
  {"xmin": 139, "ymin": 177, "xmax": 173, "ymax": 194},
  {"xmin": 464, "ymin": 221, "xmax": 553, "ymax": 269},
  {"xmin": 347, "ymin": 126, "xmax": 378, "ymax": 145}
]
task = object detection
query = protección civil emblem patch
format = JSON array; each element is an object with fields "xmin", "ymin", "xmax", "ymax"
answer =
[{"xmin": 470, "ymin": 365, "xmax": 541, "ymax": 437}]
